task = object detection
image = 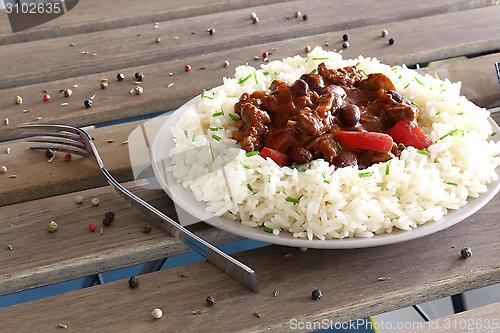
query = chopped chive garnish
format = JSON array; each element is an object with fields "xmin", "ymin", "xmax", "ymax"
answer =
[
  {"xmin": 358, "ymin": 171, "xmax": 373, "ymax": 178},
  {"xmin": 245, "ymin": 151, "xmax": 259, "ymax": 157},
  {"xmin": 324, "ymin": 179, "xmax": 331, "ymax": 184},
  {"xmin": 410, "ymin": 101, "xmax": 417, "ymax": 106},
  {"xmin": 360, "ymin": 69, "xmax": 368, "ymax": 77},
  {"xmin": 263, "ymin": 71, "xmax": 270, "ymax": 75},
  {"xmin": 212, "ymin": 111, "xmax": 224, "ymax": 117},
  {"xmin": 434, "ymin": 70, "xmax": 440, "ymax": 80},
  {"xmin": 457, "ymin": 112, "xmax": 464, "ymax": 115},
  {"xmin": 403, "ymin": 83, "xmax": 410, "ymax": 89},
  {"xmin": 310, "ymin": 68, "xmax": 318, "ymax": 74},
  {"xmin": 209, "ymin": 127, "xmax": 219, "ymax": 131},
  {"xmin": 417, "ymin": 149, "xmax": 430, "ymax": 156},
  {"xmin": 312, "ymin": 57, "xmax": 329, "ymax": 60},
  {"xmin": 385, "ymin": 159, "xmax": 392, "ymax": 175},
  {"xmin": 183, "ymin": 129, "xmax": 189, "ymax": 138},
  {"xmin": 228, "ymin": 113, "xmax": 240, "ymax": 121},
  {"xmin": 297, "ymin": 166, "xmax": 308, "ymax": 172},
  {"xmin": 415, "ymin": 77, "xmax": 426, "ymax": 87},
  {"xmin": 391, "ymin": 66, "xmax": 398, "ymax": 71},
  {"xmin": 285, "ymin": 196, "xmax": 302, "ymax": 205},
  {"xmin": 491, "ymin": 132, "xmax": 497, "ymax": 137},
  {"xmin": 355, "ymin": 61, "xmax": 361, "ymax": 67},
  {"xmin": 242, "ymin": 164, "xmax": 251, "ymax": 169},
  {"xmin": 246, "ymin": 183, "xmax": 254, "ymax": 192},
  {"xmin": 211, "ymin": 134, "xmax": 221, "ymax": 141},
  {"xmin": 446, "ymin": 182, "xmax": 458, "ymax": 186},
  {"xmin": 263, "ymin": 226, "xmax": 273, "ymax": 233},
  {"xmin": 253, "ymin": 70, "xmax": 258, "ymax": 84},
  {"xmin": 238, "ymin": 74, "xmax": 252, "ymax": 85},
  {"xmin": 438, "ymin": 129, "xmax": 463, "ymax": 141},
  {"xmin": 200, "ymin": 89, "xmax": 214, "ymax": 99},
  {"xmin": 274, "ymin": 72, "xmax": 279, "ymax": 76}
]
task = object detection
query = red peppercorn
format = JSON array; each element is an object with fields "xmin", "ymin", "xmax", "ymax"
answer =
[
  {"xmin": 184, "ymin": 65, "xmax": 191, "ymax": 72},
  {"xmin": 42, "ymin": 93, "xmax": 51, "ymax": 102},
  {"xmin": 64, "ymin": 153, "xmax": 72, "ymax": 162},
  {"xmin": 262, "ymin": 51, "xmax": 269, "ymax": 61},
  {"xmin": 88, "ymin": 223, "xmax": 97, "ymax": 232}
]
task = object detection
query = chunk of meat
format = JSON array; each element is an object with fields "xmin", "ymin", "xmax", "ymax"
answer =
[
  {"xmin": 356, "ymin": 73, "xmax": 396, "ymax": 91},
  {"xmin": 295, "ymin": 90, "xmax": 338, "ymax": 136},
  {"xmin": 307, "ymin": 134, "xmax": 338, "ymax": 163},
  {"xmin": 290, "ymin": 79, "xmax": 309, "ymax": 97},
  {"xmin": 234, "ymin": 93, "xmax": 262, "ymax": 115},
  {"xmin": 234, "ymin": 103, "xmax": 271, "ymax": 151},
  {"xmin": 318, "ymin": 63, "xmax": 363, "ymax": 87},
  {"xmin": 334, "ymin": 151, "xmax": 358, "ymax": 168},
  {"xmin": 263, "ymin": 128, "xmax": 300, "ymax": 152},
  {"xmin": 300, "ymin": 73, "xmax": 324, "ymax": 92}
]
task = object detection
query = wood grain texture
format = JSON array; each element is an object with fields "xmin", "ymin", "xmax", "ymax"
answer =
[
  {"xmin": 1, "ymin": 40, "xmax": 500, "ymax": 144},
  {"xmin": 1, "ymin": 191, "xmax": 500, "ymax": 332},
  {"xmin": 0, "ymin": 179, "xmax": 239, "ymax": 296},
  {"xmin": 0, "ymin": 0, "xmax": 292, "ymax": 45},
  {"xmin": 394, "ymin": 302, "xmax": 500, "ymax": 332},
  {"xmin": 0, "ymin": 0, "xmax": 496, "ymax": 89}
]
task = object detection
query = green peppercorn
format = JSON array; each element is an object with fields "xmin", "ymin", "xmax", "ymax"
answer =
[
  {"xmin": 15, "ymin": 96, "xmax": 23, "ymax": 105},
  {"xmin": 461, "ymin": 247, "xmax": 472, "ymax": 258},
  {"xmin": 48, "ymin": 220, "xmax": 58, "ymax": 233}
]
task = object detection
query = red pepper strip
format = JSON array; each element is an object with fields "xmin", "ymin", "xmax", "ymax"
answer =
[
  {"xmin": 335, "ymin": 131, "xmax": 393, "ymax": 153},
  {"xmin": 387, "ymin": 120, "xmax": 432, "ymax": 149},
  {"xmin": 260, "ymin": 147, "xmax": 290, "ymax": 166}
]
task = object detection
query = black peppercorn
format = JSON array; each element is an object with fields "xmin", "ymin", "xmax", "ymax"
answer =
[
  {"xmin": 208, "ymin": 28, "xmax": 215, "ymax": 35},
  {"xmin": 205, "ymin": 296, "xmax": 215, "ymax": 307},
  {"xmin": 342, "ymin": 34, "xmax": 349, "ymax": 41},
  {"xmin": 461, "ymin": 247, "xmax": 472, "ymax": 258},
  {"xmin": 388, "ymin": 38, "xmax": 395, "ymax": 45},
  {"xmin": 103, "ymin": 211, "xmax": 115, "ymax": 226},
  {"xmin": 84, "ymin": 99, "xmax": 93, "ymax": 108},
  {"xmin": 142, "ymin": 224, "xmax": 152, "ymax": 234},
  {"xmin": 302, "ymin": 14, "xmax": 308, "ymax": 21},
  {"xmin": 116, "ymin": 73, "xmax": 125, "ymax": 81},
  {"xmin": 311, "ymin": 289, "xmax": 322, "ymax": 300},
  {"xmin": 134, "ymin": 72, "xmax": 144, "ymax": 81},
  {"xmin": 45, "ymin": 149, "xmax": 55, "ymax": 159},
  {"xmin": 342, "ymin": 41, "xmax": 349, "ymax": 49},
  {"xmin": 128, "ymin": 276, "xmax": 139, "ymax": 289}
]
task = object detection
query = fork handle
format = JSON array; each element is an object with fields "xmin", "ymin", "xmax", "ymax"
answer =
[{"xmin": 100, "ymin": 168, "xmax": 259, "ymax": 292}]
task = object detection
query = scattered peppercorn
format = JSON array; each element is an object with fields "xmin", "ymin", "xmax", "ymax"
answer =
[
  {"xmin": 311, "ymin": 289, "xmax": 322, "ymax": 300},
  {"xmin": 151, "ymin": 308, "xmax": 163, "ymax": 319},
  {"xmin": 192, "ymin": 310, "xmax": 202, "ymax": 315},
  {"xmin": 388, "ymin": 38, "xmax": 395, "ymax": 45},
  {"xmin": 7, "ymin": 244, "xmax": 14, "ymax": 251},
  {"xmin": 262, "ymin": 51, "xmax": 269, "ymax": 61},
  {"xmin": 15, "ymin": 96, "xmax": 23, "ymax": 105},
  {"xmin": 4, "ymin": 118, "xmax": 9, "ymax": 126},
  {"xmin": 42, "ymin": 93, "xmax": 51, "ymax": 102},
  {"xmin": 64, "ymin": 153, "xmax": 72, "ymax": 162},
  {"xmin": 250, "ymin": 12, "xmax": 257, "ymax": 19},
  {"xmin": 252, "ymin": 16, "xmax": 259, "ymax": 24},
  {"xmin": 74, "ymin": 195, "xmax": 84, "ymax": 204},
  {"xmin": 253, "ymin": 312, "xmax": 262, "ymax": 318},
  {"xmin": 142, "ymin": 224, "xmax": 152, "ymax": 234},
  {"xmin": 461, "ymin": 247, "xmax": 472, "ymax": 258},
  {"xmin": 84, "ymin": 99, "xmax": 93, "ymax": 108},
  {"xmin": 0, "ymin": 165, "xmax": 7, "ymax": 174},
  {"xmin": 155, "ymin": 37, "xmax": 161, "ymax": 43},
  {"xmin": 134, "ymin": 72, "xmax": 144, "ymax": 81},
  {"xmin": 304, "ymin": 45, "xmax": 311, "ymax": 53},
  {"xmin": 342, "ymin": 41, "xmax": 349, "ymax": 49},
  {"xmin": 208, "ymin": 28, "xmax": 215, "ymax": 35},
  {"xmin": 294, "ymin": 10, "xmax": 301, "ymax": 18},
  {"xmin": 48, "ymin": 220, "xmax": 58, "ymax": 233},
  {"xmin": 184, "ymin": 65, "xmax": 192, "ymax": 72},
  {"xmin": 91, "ymin": 197, "xmax": 100, "ymax": 206},
  {"xmin": 116, "ymin": 73, "xmax": 125, "ymax": 81},
  {"xmin": 100, "ymin": 79, "xmax": 108, "ymax": 89},
  {"xmin": 56, "ymin": 323, "xmax": 68, "ymax": 329},
  {"xmin": 381, "ymin": 29, "xmax": 389, "ymax": 37},
  {"xmin": 205, "ymin": 296, "xmax": 215, "ymax": 307},
  {"xmin": 223, "ymin": 60, "xmax": 230, "ymax": 67},
  {"xmin": 342, "ymin": 34, "xmax": 349, "ymax": 41},
  {"xmin": 273, "ymin": 290, "xmax": 279, "ymax": 297},
  {"xmin": 134, "ymin": 86, "xmax": 144, "ymax": 95},
  {"xmin": 62, "ymin": 88, "xmax": 73, "ymax": 97},
  {"xmin": 88, "ymin": 223, "xmax": 97, "ymax": 232},
  {"xmin": 103, "ymin": 211, "xmax": 115, "ymax": 226},
  {"xmin": 302, "ymin": 14, "xmax": 308, "ymax": 21},
  {"xmin": 46, "ymin": 149, "xmax": 55, "ymax": 160},
  {"xmin": 128, "ymin": 275, "xmax": 139, "ymax": 289}
]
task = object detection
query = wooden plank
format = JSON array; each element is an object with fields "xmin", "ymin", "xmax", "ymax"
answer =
[
  {"xmin": 0, "ymin": 0, "xmax": 292, "ymax": 45},
  {"xmin": 0, "ymin": 0, "xmax": 496, "ymax": 89},
  {"xmin": 394, "ymin": 302, "xmax": 500, "ymax": 332},
  {"xmin": 1, "ymin": 192, "xmax": 500, "ymax": 332},
  {"xmin": 0, "ymin": 179, "xmax": 239, "ymax": 296},
  {"xmin": 1, "ymin": 11, "xmax": 500, "ymax": 143}
]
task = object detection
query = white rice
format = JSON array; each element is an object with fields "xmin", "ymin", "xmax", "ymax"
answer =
[{"xmin": 168, "ymin": 47, "xmax": 500, "ymax": 240}]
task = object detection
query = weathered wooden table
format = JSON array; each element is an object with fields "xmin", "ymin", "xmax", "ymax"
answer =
[{"xmin": 1, "ymin": 1, "xmax": 500, "ymax": 332}]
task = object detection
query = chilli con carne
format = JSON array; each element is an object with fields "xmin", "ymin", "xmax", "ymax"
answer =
[{"xmin": 232, "ymin": 63, "xmax": 431, "ymax": 168}]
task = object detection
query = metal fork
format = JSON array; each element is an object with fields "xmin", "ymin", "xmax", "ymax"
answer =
[{"xmin": 19, "ymin": 123, "xmax": 259, "ymax": 292}]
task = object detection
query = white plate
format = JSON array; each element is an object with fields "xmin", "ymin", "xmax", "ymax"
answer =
[{"xmin": 151, "ymin": 96, "xmax": 500, "ymax": 249}]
